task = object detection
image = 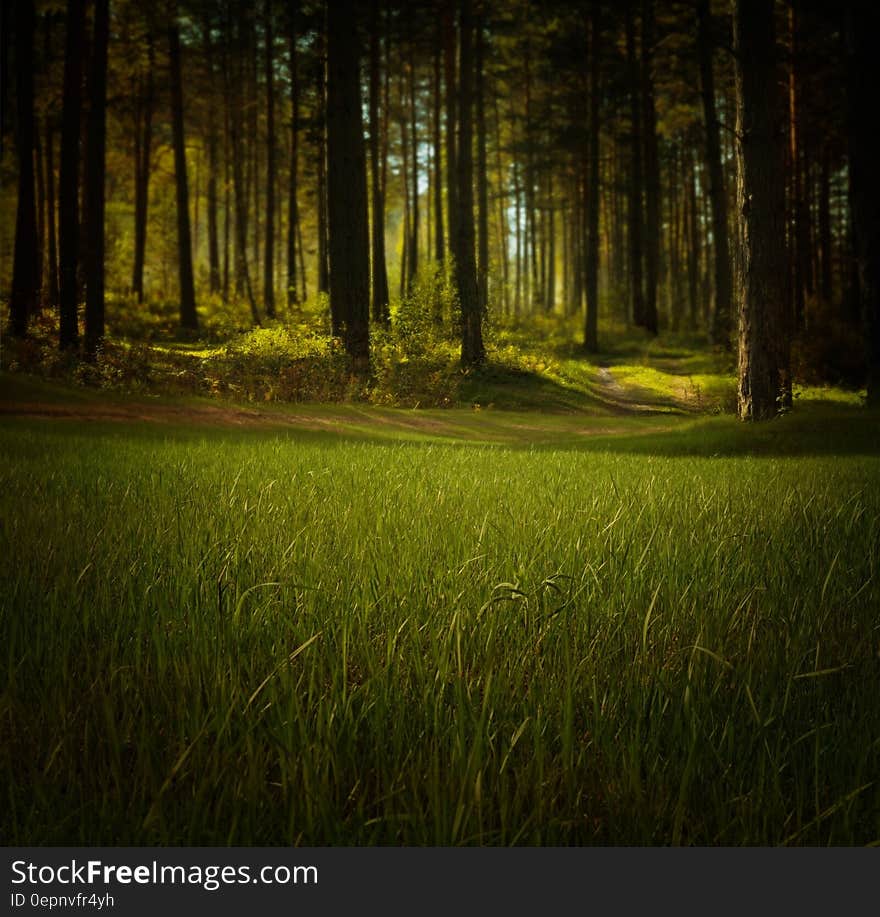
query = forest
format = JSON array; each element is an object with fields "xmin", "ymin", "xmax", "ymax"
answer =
[{"xmin": 1, "ymin": 0, "xmax": 880, "ymax": 847}]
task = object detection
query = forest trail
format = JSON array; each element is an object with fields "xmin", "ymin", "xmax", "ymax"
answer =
[{"xmin": 1, "ymin": 372, "xmax": 681, "ymax": 445}]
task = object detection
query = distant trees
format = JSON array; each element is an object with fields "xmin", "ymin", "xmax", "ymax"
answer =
[{"xmin": 1, "ymin": 0, "xmax": 876, "ymax": 410}]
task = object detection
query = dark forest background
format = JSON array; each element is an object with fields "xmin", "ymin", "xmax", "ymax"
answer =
[{"xmin": 2, "ymin": 0, "xmax": 879, "ymax": 419}]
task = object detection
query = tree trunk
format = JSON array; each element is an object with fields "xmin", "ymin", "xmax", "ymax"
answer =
[
  {"xmin": 132, "ymin": 36, "xmax": 154, "ymax": 304},
  {"xmin": 734, "ymin": 0, "xmax": 787, "ymax": 420},
  {"xmin": 203, "ymin": 21, "xmax": 220, "ymax": 295},
  {"xmin": 45, "ymin": 116, "xmax": 59, "ymax": 308},
  {"xmin": 369, "ymin": 0, "xmax": 390, "ymax": 324},
  {"xmin": 287, "ymin": 1, "xmax": 301, "ymax": 308},
  {"xmin": 408, "ymin": 34, "xmax": 419, "ymax": 290},
  {"xmin": 697, "ymin": 0, "xmax": 732, "ymax": 347},
  {"xmin": 432, "ymin": 27, "xmax": 445, "ymax": 268},
  {"xmin": 84, "ymin": 0, "xmax": 108, "ymax": 356},
  {"xmin": 475, "ymin": 15, "xmax": 489, "ymax": 313},
  {"xmin": 626, "ymin": 2, "xmax": 645, "ymax": 327},
  {"xmin": 456, "ymin": 0, "xmax": 484, "ymax": 365},
  {"xmin": 818, "ymin": 143, "xmax": 832, "ymax": 306},
  {"xmin": 584, "ymin": 3, "xmax": 600, "ymax": 352},
  {"xmin": 168, "ymin": 17, "xmax": 199, "ymax": 331},
  {"xmin": 641, "ymin": 0, "xmax": 659, "ymax": 335},
  {"xmin": 9, "ymin": 0, "xmax": 37, "ymax": 337},
  {"xmin": 443, "ymin": 0, "xmax": 458, "ymax": 259},
  {"xmin": 327, "ymin": 0, "xmax": 370, "ymax": 371},
  {"xmin": 58, "ymin": 0, "xmax": 85, "ymax": 349},
  {"xmin": 845, "ymin": 1, "xmax": 880, "ymax": 404},
  {"xmin": 263, "ymin": 0, "xmax": 276, "ymax": 318},
  {"xmin": 316, "ymin": 29, "xmax": 330, "ymax": 300}
]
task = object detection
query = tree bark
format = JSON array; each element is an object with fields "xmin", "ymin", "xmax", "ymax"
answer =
[
  {"xmin": 45, "ymin": 116, "xmax": 59, "ymax": 309},
  {"xmin": 697, "ymin": 0, "xmax": 733, "ymax": 347},
  {"xmin": 9, "ymin": 0, "xmax": 37, "ymax": 337},
  {"xmin": 844, "ymin": 1, "xmax": 880, "ymax": 404},
  {"xmin": 734, "ymin": 0, "xmax": 787, "ymax": 420},
  {"xmin": 625, "ymin": 2, "xmax": 645, "ymax": 327},
  {"xmin": 455, "ymin": 0, "xmax": 484, "ymax": 366},
  {"xmin": 641, "ymin": 0, "xmax": 659, "ymax": 335},
  {"xmin": 132, "ymin": 36, "xmax": 154, "ymax": 304},
  {"xmin": 432, "ymin": 26, "xmax": 445, "ymax": 269},
  {"xmin": 263, "ymin": 0, "xmax": 276, "ymax": 318},
  {"xmin": 84, "ymin": 0, "xmax": 109, "ymax": 356},
  {"xmin": 287, "ymin": 2, "xmax": 303, "ymax": 308},
  {"xmin": 327, "ymin": 0, "xmax": 371, "ymax": 371},
  {"xmin": 58, "ymin": 0, "xmax": 85, "ymax": 349},
  {"xmin": 368, "ymin": 0, "xmax": 390, "ymax": 324},
  {"xmin": 443, "ymin": 0, "xmax": 458, "ymax": 260},
  {"xmin": 475, "ymin": 14, "xmax": 489, "ymax": 314},
  {"xmin": 584, "ymin": 4, "xmax": 600, "ymax": 352}
]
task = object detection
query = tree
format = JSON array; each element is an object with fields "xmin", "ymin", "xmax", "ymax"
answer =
[
  {"xmin": 58, "ymin": 0, "xmax": 86, "ymax": 350},
  {"xmin": 697, "ymin": 0, "xmax": 732, "ymax": 347},
  {"xmin": 263, "ymin": 0, "xmax": 276, "ymax": 318},
  {"xmin": 641, "ymin": 0, "xmax": 659, "ymax": 335},
  {"xmin": 326, "ymin": 0, "xmax": 370, "ymax": 371},
  {"xmin": 368, "ymin": 0, "xmax": 390, "ymax": 324},
  {"xmin": 583, "ymin": 2, "xmax": 601, "ymax": 353},
  {"xmin": 132, "ymin": 30, "xmax": 154, "ymax": 304},
  {"xmin": 844, "ymin": 1, "xmax": 880, "ymax": 405},
  {"xmin": 455, "ymin": 0, "xmax": 484, "ymax": 366},
  {"xmin": 287, "ymin": 0, "xmax": 302, "ymax": 310},
  {"xmin": 9, "ymin": 0, "xmax": 37, "ymax": 338},
  {"xmin": 625, "ymin": 2, "xmax": 645, "ymax": 328},
  {"xmin": 733, "ymin": 0, "xmax": 787, "ymax": 420},
  {"xmin": 84, "ymin": 0, "xmax": 109, "ymax": 357},
  {"xmin": 168, "ymin": 14, "xmax": 198, "ymax": 331}
]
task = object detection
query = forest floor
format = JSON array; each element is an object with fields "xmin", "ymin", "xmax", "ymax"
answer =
[{"xmin": 3, "ymin": 328, "xmax": 879, "ymax": 846}]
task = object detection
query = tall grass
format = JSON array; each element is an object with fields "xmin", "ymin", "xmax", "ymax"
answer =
[{"xmin": 1, "ymin": 420, "xmax": 879, "ymax": 844}]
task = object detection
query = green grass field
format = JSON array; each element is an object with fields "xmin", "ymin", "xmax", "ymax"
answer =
[{"xmin": 2, "ymin": 360, "xmax": 879, "ymax": 845}]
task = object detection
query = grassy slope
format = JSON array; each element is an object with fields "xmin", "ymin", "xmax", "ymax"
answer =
[{"xmin": 2, "ymin": 376, "xmax": 880, "ymax": 844}]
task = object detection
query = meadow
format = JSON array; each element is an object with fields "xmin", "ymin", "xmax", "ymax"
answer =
[{"xmin": 2, "ymin": 360, "xmax": 879, "ymax": 845}]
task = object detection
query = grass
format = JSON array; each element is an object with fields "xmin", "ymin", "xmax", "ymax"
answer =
[{"xmin": 2, "ymin": 394, "xmax": 879, "ymax": 845}]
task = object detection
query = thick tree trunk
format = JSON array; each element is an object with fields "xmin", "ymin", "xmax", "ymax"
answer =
[
  {"xmin": 84, "ymin": 0, "xmax": 108, "ymax": 356},
  {"xmin": 443, "ymin": 1, "xmax": 458, "ymax": 259},
  {"xmin": 734, "ymin": 0, "xmax": 787, "ymax": 421},
  {"xmin": 584, "ymin": 3, "xmax": 600, "ymax": 352},
  {"xmin": 475, "ymin": 16, "xmax": 489, "ymax": 314},
  {"xmin": 368, "ymin": 0, "xmax": 389, "ymax": 324},
  {"xmin": 287, "ymin": 1, "xmax": 301, "ymax": 308},
  {"xmin": 9, "ymin": 0, "xmax": 37, "ymax": 337},
  {"xmin": 327, "ymin": 0, "xmax": 370, "ymax": 371},
  {"xmin": 641, "ymin": 0, "xmax": 659, "ymax": 335},
  {"xmin": 845, "ymin": 2, "xmax": 880, "ymax": 404},
  {"xmin": 263, "ymin": 0, "xmax": 276, "ymax": 318},
  {"xmin": 45, "ymin": 117, "xmax": 59, "ymax": 308},
  {"xmin": 58, "ymin": 0, "xmax": 85, "ymax": 349},
  {"xmin": 168, "ymin": 18, "xmax": 199, "ymax": 331},
  {"xmin": 456, "ymin": 0, "xmax": 484, "ymax": 366}
]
